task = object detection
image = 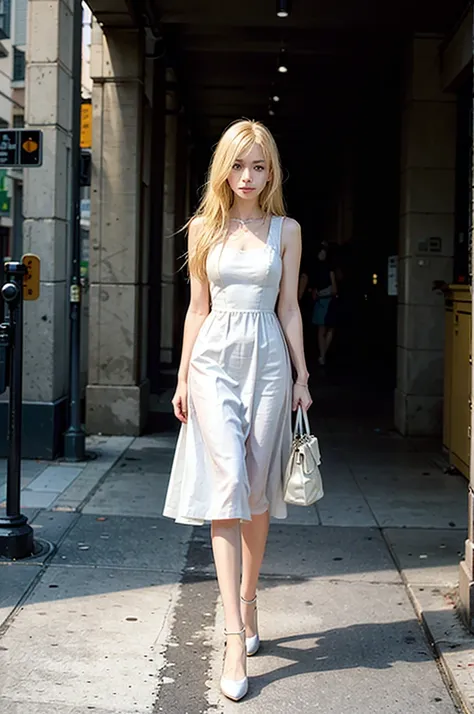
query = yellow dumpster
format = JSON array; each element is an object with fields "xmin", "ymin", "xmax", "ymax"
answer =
[{"xmin": 444, "ymin": 285, "xmax": 471, "ymax": 478}]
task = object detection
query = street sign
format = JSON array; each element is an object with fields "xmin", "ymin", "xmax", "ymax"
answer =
[
  {"xmin": 0, "ymin": 129, "xmax": 43, "ymax": 167},
  {"xmin": 18, "ymin": 131, "xmax": 42, "ymax": 166},
  {"xmin": 80, "ymin": 102, "xmax": 92, "ymax": 148},
  {"xmin": 0, "ymin": 131, "xmax": 17, "ymax": 166},
  {"xmin": 22, "ymin": 253, "xmax": 40, "ymax": 301},
  {"xmin": 0, "ymin": 169, "xmax": 10, "ymax": 216}
]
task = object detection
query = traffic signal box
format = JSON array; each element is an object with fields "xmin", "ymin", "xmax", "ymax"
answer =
[{"xmin": 22, "ymin": 254, "xmax": 40, "ymax": 300}]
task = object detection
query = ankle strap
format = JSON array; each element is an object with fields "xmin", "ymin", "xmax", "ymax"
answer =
[
  {"xmin": 240, "ymin": 595, "xmax": 257, "ymax": 605},
  {"xmin": 224, "ymin": 626, "xmax": 245, "ymax": 636}
]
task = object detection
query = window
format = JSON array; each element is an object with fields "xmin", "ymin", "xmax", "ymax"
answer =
[
  {"xmin": 0, "ymin": 0, "xmax": 11, "ymax": 40},
  {"xmin": 14, "ymin": 0, "xmax": 26, "ymax": 46},
  {"xmin": 12, "ymin": 114, "xmax": 24, "ymax": 128},
  {"xmin": 13, "ymin": 47, "xmax": 25, "ymax": 82}
]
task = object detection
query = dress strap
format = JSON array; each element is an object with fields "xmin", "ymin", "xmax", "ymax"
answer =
[{"xmin": 267, "ymin": 215, "xmax": 284, "ymax": 255}]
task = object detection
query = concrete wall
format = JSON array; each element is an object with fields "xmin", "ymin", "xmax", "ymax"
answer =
[
  {"xmin": 86, "ymin": 24, "xmax": 148, "ymax": 434},
  {"xmin": 14, "ymin": 0, "xmax": 76, "ymax": 457},
  {"xmin": 395, "ymin": 36, "xmax": 456, "ymax": 436},
  {"xmin": 160, "ymin": 76, "xmax": 178, "ymax": 365}
]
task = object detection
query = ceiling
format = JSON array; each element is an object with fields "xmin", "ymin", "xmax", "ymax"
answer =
[
  {"xmin": 87, "ymin": 1, "xmax": 469, "ymax": 145},
  {"xmin": 152, "ymin": 0, "xmax": 469, "ymax": 143},
  {"xmin": 85, "ymin": 1, "xmax": 470, "ymax": 243}
]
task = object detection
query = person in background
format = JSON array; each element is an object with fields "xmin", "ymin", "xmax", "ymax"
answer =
[
  {"xmin": 298, "ymin": 267, "xmax": 314, "ymax": 359},
  {"xmin": 311, "ymin": 244, "xmax": 337, "ymax": 366}
]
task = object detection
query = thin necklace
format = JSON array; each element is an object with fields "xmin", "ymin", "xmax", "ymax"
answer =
[
  {"xmin": 229, "ymin": 216, "xmax": 266, "ymax": 234},
  {"xmin": 230, "ymin": 216, "xmax": 265, "ymax": 225}
]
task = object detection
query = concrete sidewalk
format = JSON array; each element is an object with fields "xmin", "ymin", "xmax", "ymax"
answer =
[{"xmin": 0, "ymin": 422, "xmax": 473, "ymax": 713}]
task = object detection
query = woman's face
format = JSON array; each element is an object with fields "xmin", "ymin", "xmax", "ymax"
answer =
[{"xmin": 227, "ymin": 143, "xmax": 270, "ymax": 201}]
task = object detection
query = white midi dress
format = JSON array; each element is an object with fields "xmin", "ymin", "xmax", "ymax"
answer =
[{"xmin": 163, "ymin": 215, "xmax": 292, "ymax": 525}]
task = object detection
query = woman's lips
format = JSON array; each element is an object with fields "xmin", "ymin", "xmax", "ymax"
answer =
[{"xmin": 240, "ymin": 187, "xmax": 255, "ymax": 192}]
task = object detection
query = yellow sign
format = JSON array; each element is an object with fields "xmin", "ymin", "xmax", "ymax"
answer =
[
  {"xmin": 22, "ymin": 253, "xmax": 40, "ymax": 301},
  {"xmin": 80, "ymin": 103, "xmax": 92, "ymax": 148},
  {"xmin": 22, "ymin": 139, "xmax": 38, "ymax": 153}
]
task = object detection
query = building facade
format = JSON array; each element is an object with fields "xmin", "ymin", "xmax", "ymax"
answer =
[
  {"xmin": 16, "ymin": 1, "xmax": 473, "ymax": 444},
  {"xmin": 13, "ymin": 0, "xmax": 474, "ymax": 628}
]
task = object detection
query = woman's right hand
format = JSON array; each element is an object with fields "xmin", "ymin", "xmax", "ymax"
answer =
[
  {"xmin": 172, "ymin": 380, "xmax": 188, "ymax": 423},
  {"xmin": 292, "ymin": 383, "xmax": 313, "ymax": 412}
]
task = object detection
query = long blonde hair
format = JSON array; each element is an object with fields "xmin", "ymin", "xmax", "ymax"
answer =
[{"xmin": 188, "ymin": 119, "xmax": 286, "ymax": 281}]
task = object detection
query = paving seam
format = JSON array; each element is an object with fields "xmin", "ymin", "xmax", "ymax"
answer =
[
  {"xmin": 346, "ymin": 462, "xmax": 386, "ymax": 528},
  {"xmin": 0, "ymin": 511, "xmax": 85, "ymax": 638},
  {"xmin": 72, "ymin": 437, "xmax": 138, "ymax": 513},
  {"xmin": 363, "ymin": 525, "xmax": 467, "ymax": 531},
  {"xmin": 320, "ymin": 458, "xmax": 468, "ymax": 714},
  {"xmin": 45, "ymin": 563, "xmax": 193, "ymax": 573},
  {"xmin": 0, "ymin": 563, "xmax": 49, "ymax": 639},
  {"xmin": 153, "ymin": 526, "xmax": 220, "ymax": 714},
  {"xmin": 381, "ymin": 527, "xmax": 466, "ymax": 713},
  {"xmin": 256, "ymin": 574, "xmax": 404, "ymax": 585}
]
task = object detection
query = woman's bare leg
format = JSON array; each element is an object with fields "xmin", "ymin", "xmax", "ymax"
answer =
[
  {"xmin": 318, "ymin": 325, "xmax": 326, "ymax": 361},
  {"xmin": 241, "ymin": 510, "xmax": 270, "ymax": 636},
  {"xmin": 325, "ymin": 327, "xmax": 335, "ymax": 356},
  {"xmin": 211, "ymin": 519, "xmax": 246, "ymax": 680}
]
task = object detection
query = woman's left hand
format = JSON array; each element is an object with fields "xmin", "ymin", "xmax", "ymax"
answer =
[{"xmin": 292, "ymin": 383, "xmax": 313, "ymax": 412}]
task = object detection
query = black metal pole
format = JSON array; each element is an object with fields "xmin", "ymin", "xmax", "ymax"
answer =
[
  {"xmin": 0, "ymin": 261, "xmax": 33, "ymax": 559},
  {"xmin": 64, "ymin": 0, "xmax": 85, "ymax": 460},
  {"xmin": 8, "ymin": 275, "xmax": 22, "ymax": 516},
  {"xmin": 12, "ymin": 180, "xmax": 23, "ymax": 261}
]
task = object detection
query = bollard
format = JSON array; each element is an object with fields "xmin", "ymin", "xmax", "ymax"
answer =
[{"xmin": 0, "ymin": 261, "xmax": 34, "ymax": 559}]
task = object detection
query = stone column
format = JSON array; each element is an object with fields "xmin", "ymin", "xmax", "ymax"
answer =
[
  {"xmin": 146, "ymin": 58, "xmax": 165, "ymax": 395},
  {"xmin": 395, "ymin": 36, "xmax": 456, "ymax": 436},
  {"xmin": 10, "ymin": 0, "xmax": 75, "ymax": 458},
  {"xmin": 160, "ymin": 76, "xmax": 178, "ymax": 365},
  {"xmin": 85, "ymin": 25, "xmax": 149, "ymax": 435},
  {"xmin": 172, "ymin": 112, "xmax": 190, "ymax": 355}
]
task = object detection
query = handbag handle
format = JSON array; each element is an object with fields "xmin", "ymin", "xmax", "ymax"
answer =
[{"xmin": 293, "ymin": 405, "xmax": 311, "ymax": 439}]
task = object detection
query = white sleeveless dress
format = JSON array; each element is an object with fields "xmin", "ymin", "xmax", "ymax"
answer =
[{"xmin": 163, "ymin": 215, "xmax": 292, "ymax": 525}]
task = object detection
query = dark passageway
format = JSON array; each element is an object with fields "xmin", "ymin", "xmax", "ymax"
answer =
[{"xmin": 148, "ymin": 0, "xmax": 468, "ymax": 432}]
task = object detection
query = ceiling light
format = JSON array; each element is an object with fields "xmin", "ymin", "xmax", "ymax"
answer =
[
  {"xmin": 272, "ymin": 95, "xmax": 280, "ymax": 102},
  {"xmin": 277, "ymin": 0, "xmax": 290, "ymax": 17},
  {"xmin": 278, "ymin": 49, "xmax": 288, "ymax": 73},
  {"xmin": 269, "ymin": 108, "xmax": 275, "ymax": 116}
]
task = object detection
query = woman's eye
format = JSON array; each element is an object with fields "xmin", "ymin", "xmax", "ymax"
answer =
[
  {"xmin": 232, "ymin": 163, "xmax": 241, "ymax": 170},
  {"xmin": 255, "ymin": 165, "xmax": 264, "ymax": 172}
]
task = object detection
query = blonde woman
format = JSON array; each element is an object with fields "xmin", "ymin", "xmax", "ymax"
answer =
[{"xmin": 163, "ymin": 120, "xmax": 312, "ymax": 701}]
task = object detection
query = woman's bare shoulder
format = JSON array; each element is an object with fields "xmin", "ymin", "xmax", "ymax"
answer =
[
  {"xmin": 189, "ymin": 215, "xmax": 205, "ymax": 229},
  {"xmin": 188, "ymin": 216, "xmax": 205, "ymax": 244},
  {"xmin": 281, "ymin": 217, "xmax": 302, "ymax": 245}
]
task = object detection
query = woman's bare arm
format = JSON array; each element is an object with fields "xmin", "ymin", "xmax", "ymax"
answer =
[
  {"xmin": 277, "ymin": 219, "xmax": 310, "ymax": 385},
  {"xmin": 298, "ymin": 272, "xmax": 309, "ymax": 301},
  {"xmin": 177, "ymin": 219, "xmax": 210, "ymax": 384}
]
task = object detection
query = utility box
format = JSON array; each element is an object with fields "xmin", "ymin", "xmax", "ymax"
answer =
[{"xmin": 444, "ymin": 285, "xmax": 471, "ymax": 478}]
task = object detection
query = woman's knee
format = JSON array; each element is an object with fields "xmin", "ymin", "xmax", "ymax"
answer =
[{"xmin": 212, "ymin": 518, "xmax": 240, "ymax": 530}]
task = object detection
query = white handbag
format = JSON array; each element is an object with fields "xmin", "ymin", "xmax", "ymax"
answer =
[{"xmin": 283, "ymin": 406, "xmax": 324, "ymax": 506}]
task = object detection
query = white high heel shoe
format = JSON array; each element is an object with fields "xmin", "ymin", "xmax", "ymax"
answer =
[
  {"xmin": 241, "ymin": 595, "xmax": 260, "ymax": 656},
  {"xmin": 220, "ymin": 627, "xmax": 248, "ymax": 702}
]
